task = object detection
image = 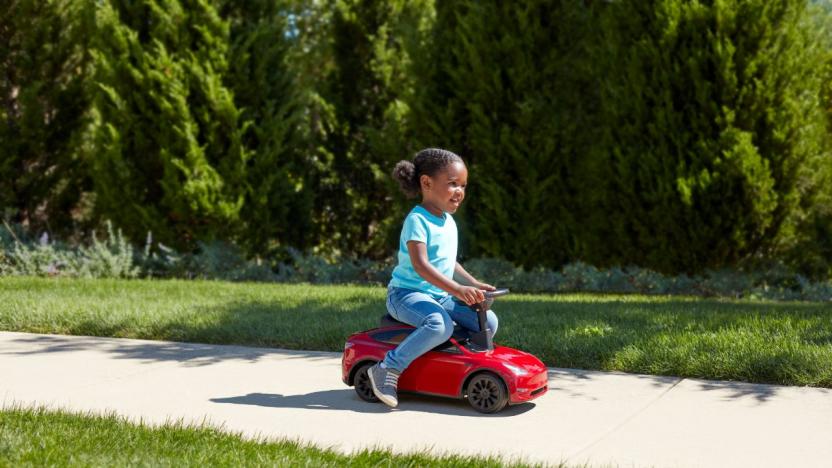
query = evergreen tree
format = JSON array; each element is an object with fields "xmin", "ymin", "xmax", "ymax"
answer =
[
  {"xmin": 412, "ymin": 1, "xmax": 599, "ymax": 267},
  {"xmin": 587, "ymin": 0, "xmax": 830, "ymax": 273},
  {"xmin": 304, "ymin": 0, "xmax": 433, "ymax": 259},
  {"xmin": 775, "ymin": 2, "xmax": 832, "ymax": 278},
  {"xmin": 88, "ymin": 0, "xmax": 248, "ymax": 247},
  {"xmin": 0, "ymin": 0, "xmax": 93, "ymax": 233},
  {"xmin": 220, "ymin": 0, "xmax": 314, "ymax": 256}
]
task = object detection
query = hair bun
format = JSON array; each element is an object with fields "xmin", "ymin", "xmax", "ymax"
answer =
[{"xmin": 392, "ymin": 160, "xmax": 420, "ymax": 198}]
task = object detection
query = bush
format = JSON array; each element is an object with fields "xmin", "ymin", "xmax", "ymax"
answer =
[
  {"xmin": 189, "ymin": 241, "xmax": 278, "ymax": 282},
  {"xmin": 462, "ymin": 258, "xmax": 520, "ymax": 289},
  {"xmin": 2, "ymin": 222, "xmax": 830, "ymax": 301},
  {"xmin": 586, "ymin": 0, "xmax": 830, "ymax": 274},
  {"xmin": 1, "ymin": 221, "xmax": 138, "ymax": 279},
  {"xmin": 283, "ymin": 248, "xmax": 393, "ymax": 285}
]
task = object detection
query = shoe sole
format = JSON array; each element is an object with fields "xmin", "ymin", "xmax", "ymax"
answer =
[{"xmin": 368, "ymin": 365, "xmax": 398, "ymax": 408}]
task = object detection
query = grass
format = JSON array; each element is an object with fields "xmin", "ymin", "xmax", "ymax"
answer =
[
  {"xmin": 0, "ymin": 407, "xmax": 558, "ymax": 467},
  {"xmin": 1, "ymin": 276, "xmax": 831, "ymax": 387}
]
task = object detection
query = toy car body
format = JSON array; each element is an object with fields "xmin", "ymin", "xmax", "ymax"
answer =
[{"xmin": 342, "ymin": 291, "xmax": 548, "ymax": 413}]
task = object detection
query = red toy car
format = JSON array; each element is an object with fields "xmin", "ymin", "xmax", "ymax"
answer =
[{"xmin": 341, "ymin": 289, "xmax": 549, "ymax": 413}]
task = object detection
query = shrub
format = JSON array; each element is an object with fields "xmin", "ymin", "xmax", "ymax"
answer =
[
  {"xmin": 462, "ymin": 258, "xmax": 520, "ymax": 289},
  {"xmin": 0, "ymin": 221, "xmax": 138, "ymax": 279},
  {"xmin": 1, "ymin": 221, "xmax": 830, "ymax": 301},
  {"xmin": 587, "ymin": 0, "xmax": 829, "ymax": 274},
  {"xmin": 189, "ymin": 241, "xmax": 277, "ymax": 282},
  {"xmin": 284, "ymin": 248, "xmax": 393, "ymax": 285}
]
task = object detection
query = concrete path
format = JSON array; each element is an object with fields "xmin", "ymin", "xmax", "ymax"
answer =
[{"xmin": 1, "ymin": 331, "xmax": 831, "ymax": 468}]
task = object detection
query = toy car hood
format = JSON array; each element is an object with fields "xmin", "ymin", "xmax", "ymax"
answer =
[{"xmin": 486, "ymin": 346, "xmax": 546, "ymax": 369}]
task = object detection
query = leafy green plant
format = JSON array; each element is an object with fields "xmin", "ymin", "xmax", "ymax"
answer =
[
  {"xmin": 588, "ymin": 0, "xmax": 829, "ymax": 273},
  {"xmin": 0, "ymin": 221, "xmax": 138, "ymax": 278},
  {"xmin": 2, "ymin": 221, "xmax": 830, "ymax": 301},
  {"xmin": 189, "ymin": 241, "xmax": 277, "ymax": 282},
  {"xmin": 284, "ymin": 248, "xmax": 393, "ymax": 285}
]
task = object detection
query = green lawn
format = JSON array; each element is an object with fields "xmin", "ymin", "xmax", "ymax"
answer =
[
  {"xmin": 0, "ymin": 407, "xmax": 554, "ymax": 467},
  {"xmin": 2, "ymin": 276, "xmax": 831, "ymax": 387}
]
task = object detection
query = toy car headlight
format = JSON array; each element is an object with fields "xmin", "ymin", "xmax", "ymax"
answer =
[
  {"xmin": 504, "ymin": 363, "xmax": 529, "ymax": 376},
  {"xmin": 344, "ymin": 342, "xmax": 354, "ymax": 350}
]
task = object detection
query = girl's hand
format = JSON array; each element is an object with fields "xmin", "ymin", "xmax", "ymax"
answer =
[
  {"xmin": 454, "ymin": 285, "xmax": 485, "ymax": 305},
  {"xmin": 475, "ymin": 281, "xmax": 496, "ymax": 291}
]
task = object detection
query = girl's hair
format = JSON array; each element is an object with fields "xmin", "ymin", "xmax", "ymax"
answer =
[{"xmin": 392, "ymin": 148, "xmax": 463, "ymax": 198}]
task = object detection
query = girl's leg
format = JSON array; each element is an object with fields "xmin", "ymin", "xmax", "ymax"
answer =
[
  {"xmin": 381, "ymin": 287, "xmax": 455, "ymax": 372},
  {"xmin": 441, "ymin": 295, "xmax": 499, "ymax": 337}
]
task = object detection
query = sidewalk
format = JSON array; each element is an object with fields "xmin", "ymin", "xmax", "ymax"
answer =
[{"xmin": 2, "ymin": 331, "xmax": 831, "ymax": 467}]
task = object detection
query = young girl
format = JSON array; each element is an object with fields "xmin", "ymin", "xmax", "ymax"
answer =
[{"xmin": 369, "ymin": 148, "xmax": 498, "ymax": 408}]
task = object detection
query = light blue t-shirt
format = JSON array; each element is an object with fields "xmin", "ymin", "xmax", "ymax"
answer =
[{"xmin": 389, "ymin": 205, "xmax": 458, "ymax": 298}]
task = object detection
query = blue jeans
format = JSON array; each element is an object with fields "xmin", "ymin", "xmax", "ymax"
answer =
[{"xmin": 381, "ymin": 286, "xmax": 499, "ymax": 372}]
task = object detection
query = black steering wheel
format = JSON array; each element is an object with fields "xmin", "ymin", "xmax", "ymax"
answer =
[{"xmin": 471, "ymin": 288, "xmax": 510, "ymax": 313}]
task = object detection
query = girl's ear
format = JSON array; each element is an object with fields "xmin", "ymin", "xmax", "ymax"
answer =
[{"xmin": 420, "ymin": 174, "xmax": 432, "ymax": 192}]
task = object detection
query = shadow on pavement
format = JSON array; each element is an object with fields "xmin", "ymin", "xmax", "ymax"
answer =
[
  {"xmin": 210, "ymin": 390, "xmax": 535, "ymax": 417},
  {"xmin": 1, "ymin": 333, "xmax": 339, "ymax": 367},
  {"xmin": 689, "ymin": 379, "xmax": 832, "ymax": 404},
  {"xmin": 7, "ymin": 332, "xmax": 818, "ymax": 406},
  {"xmin": 547, "ymin": 368, "xmax": 683, "ymax": 401}
]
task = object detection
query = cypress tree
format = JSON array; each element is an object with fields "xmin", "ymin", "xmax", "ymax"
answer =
[
  {"xmin": 587, "ymin": 0, "xmax": 829, "ymax": 273},
  {"xmin": 0, "ymin": 0, "xmax": 93, "ymax": 233},
  {"xmin": 413, "ymin": 1, "xmax": 598, "ymax": 267},
  {"xmin": 220, "ymin": 0, "xmax": 314, "ymax": 256},
  {"xmin": 88, "ymin": 0, "xmax": 248, "ymax": 247},
  {"xmin": 775, "ymin": 2, "xmax": 832, "ymax": 278},
  {"xmin": 306, "ymin": 0, "xmax": 433, "ymax": 259}
]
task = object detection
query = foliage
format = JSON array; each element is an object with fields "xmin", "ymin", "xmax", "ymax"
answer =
[
  {"xmin": 283, "ymin": 247, "xmax": 393, "ymax": 284},
  {"xmin": 2, "ymin": 0, "xmax": 832, "ymax": 278},
  {"xmin": 773, "ymin": 2, "xmax": 832, "ymax": 279},
  {"xmin": 586, "ymin": 0, "xmax": 830, "ymax": 273},
  {"xmin": 411, "ymin": 1, "xmax": 597, "ymax": 268},
  {"xmin": 3, "ymin": 218, "xmax": 831, "ymax": 301},
  {"xmin": 1, "ymin": 221, "xmax": 138, "ymax": 278},
  {"xmin": 219, "ymin": 0, "xmax": 315, "ymax": 256},
  {"xmin": 87, "ymin": 0, "xmax": 249, "ymax": 248},
  {"xmin": 301, "ymin": 0, "xmax": 434, "ymax": 258},
  {"xmin": 188, "ymin": 240, "xmax": 279, "ymax": 282},
  {"xmin": 0, "ymin": 0, "xmax": 93, "ymax": 235},
  {"xmin": 462, "ymin": 257, "xmax": 832, "ymax": 302}
]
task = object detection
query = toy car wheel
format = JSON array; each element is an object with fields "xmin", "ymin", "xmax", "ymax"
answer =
[
  {"xmin": 354, "ymin": 362, "xmax": 380, "ymax": 403},
  {"xmin": 466, "ymin": 372, "xmax": 508, "ymax": 413}
]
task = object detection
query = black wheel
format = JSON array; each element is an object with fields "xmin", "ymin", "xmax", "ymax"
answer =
[
  {"xmin": 354, "ymin": 362, "xmax": 380, "ymax": 403},
  {"xmin": 466, "ymin": 372, "xmax": 508, "ymax": 413}
]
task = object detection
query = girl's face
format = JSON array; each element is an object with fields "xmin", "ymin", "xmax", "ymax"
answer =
[{"xmin": 420, "ymin": 161, "xmax": 468, "ymax": 215}]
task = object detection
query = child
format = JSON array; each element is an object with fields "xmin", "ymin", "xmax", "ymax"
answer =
[{"xmin": 369, "ymin": 148, "xmax": 498, "ymax": 408}]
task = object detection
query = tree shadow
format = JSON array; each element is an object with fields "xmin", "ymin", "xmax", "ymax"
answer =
[
  {"xmin": 1, "ymin": 333, "xmax": 338, "ymax": 367},
  {"xmin": 547, "ymin": 367, "xmax": 684, "ymax": 401},
  {"xmin": 209, "ymin": 390, "xmax": 536, "ymax": 417},
  {"xmin": 688, "ymin": 378, "xmax": 832, "ymax": 404}
]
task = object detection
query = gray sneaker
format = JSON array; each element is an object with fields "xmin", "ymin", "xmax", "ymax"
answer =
[{"xmin": 368, "ymin": 363, "xmax": 400, "ymax": 408}]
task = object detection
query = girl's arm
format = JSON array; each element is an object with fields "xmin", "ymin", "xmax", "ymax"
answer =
[
  {"xmin": 454, "ymin": 262, "xmax": 496, "ymax": 291},
  {"xmin": 407, "ymin": 241, "xmax": 484, "ymax": 305}
]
